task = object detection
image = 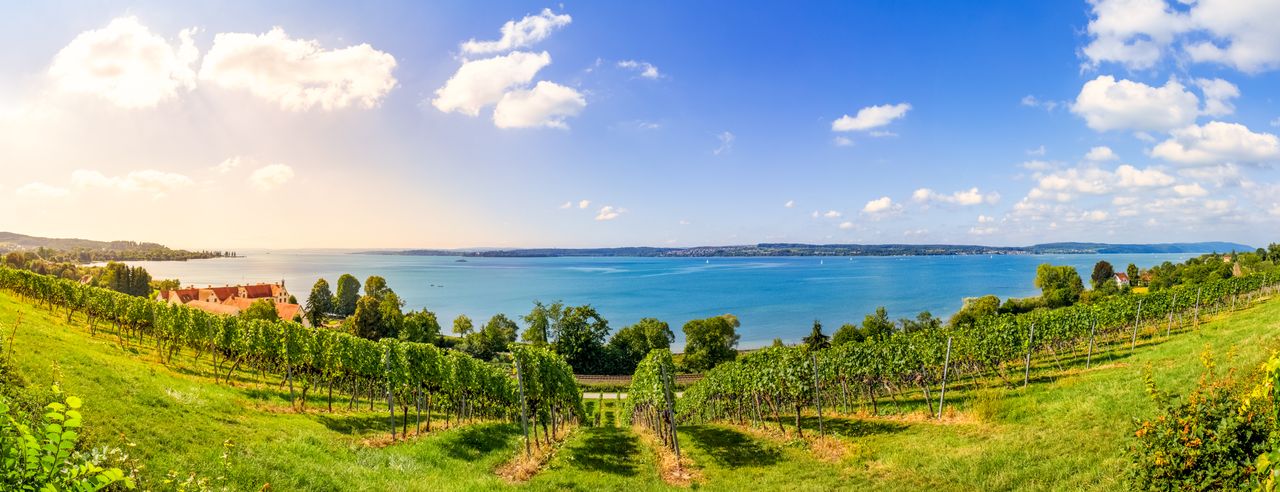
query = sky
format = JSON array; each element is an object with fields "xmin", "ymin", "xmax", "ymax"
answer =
[{"xmin": 1, "ymin": 0, "xmax": 1279, "ymax": 250}]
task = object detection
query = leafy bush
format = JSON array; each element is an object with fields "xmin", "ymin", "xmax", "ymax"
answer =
[
  {"xmin": 1128, "ymin": 356, "xmax": 1273, "ymax": 490},
  {"xmin": 0, "ymin": 385, "xmax": 132, "ymax": 491}
]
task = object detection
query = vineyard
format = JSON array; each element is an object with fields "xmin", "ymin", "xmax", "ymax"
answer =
[
  {"xmin": 0, "ymin": 266, "xmax": 583, "ymax": 444},
  {"xmin": 678, "ymin": 273, "xmax": 1279, "ymax": 432}
]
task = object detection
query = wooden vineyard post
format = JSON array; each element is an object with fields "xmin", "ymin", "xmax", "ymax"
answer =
[
  {"xmin": 1130, "ymin": 299, "xmax": 1143, "ymax": 350},
  {"xmin": 1086, "ymin": 317, "xmax": 1097, "ymax": 368},
  {"xmin": 385, "ymin": 354, "xmax": 396, "ymax": 441},
  {"xmin": 1194, "ymin": 287, "xmax": 1202, "ymax": 329},
  {"xmin": 1023, "ymin": 323, "xmax": 1035, "ymax": 388},
  {"xmin": 811, "ymin": 351, "xmax": 824, "ymax": 436},
  {"xmin": 659, "ymin": 361, "xmax": 681, "ymax": 463},
  {"xmin": 936, "ymin": 336, "xmax": 952, "ymax": 419},
  {"xmin": 1166, "ymin": 292, "xmax": 1177, "ymax": 338},
  {"xmin": 515, "ymin": 358, "xmax": 531, "ymax": 456}
]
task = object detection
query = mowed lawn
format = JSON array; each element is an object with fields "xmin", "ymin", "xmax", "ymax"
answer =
[{"xmin": 1, "ymin": 289, "xmax": 1278, "ymax": 490}]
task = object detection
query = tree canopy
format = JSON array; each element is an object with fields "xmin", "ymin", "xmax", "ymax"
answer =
[
  {"xmin": 304, "ymin": 278, "xmax": 333, "ymax": 327},
  {"xmin": 334, "ymin": 274, "xmax": 361, "ymax": 316},
  {"xmin": 681, "ymin": 314, "xmax": 740, "ymax": 372},
  {"xmin": 1035, "ymin": 263, "xmax": 1084, "ymax": 308}
]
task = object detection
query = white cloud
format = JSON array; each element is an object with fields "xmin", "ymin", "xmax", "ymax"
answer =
[
  {"xmin": 432, "ymin": 51, "xmax": 551, "ymax": 116},
  {"xmin": 1082, "ymin": 0, "xmax": 1280, "ymax": 73},
  {"xmin": 784, "ymin": 200, "xmax": 795, "ymax": 208},
  {"xmin": 48, "ymin": 17, "xmax": 198, "ymax": 109},
  {"xmin": 617, "ymin": 60, "xmax": 660, "ymax": 79},
  {"xmin": 838, "ymin": 221, "xmax": 855, "ymax": 230},
  {"xmin": 492, "ymin": 81, "xmax": 586, "ymax": 129},
  {"xmin": 71, "ymin": 169, "xmax": 193, "ymax": 198},
  {"xmin": 595, "ymin": 205, "xmax": 623, "ymax": 221},
  {"xmin": 833, "ymin": 136, "xmax": 853, "ymax": 147},
  {"xmin": 1027, "ymin": 145, "xmax": 1047, "ymax": 156},
  {"xmin": 1021, "ymin": 160, "xmax": 1054, "ymax": 171},
  {"xmin": 1021, "ymin": 96, "xmax": 1060, "ymax": 112},
  {"xmin": 199, "ymin": 27, "xmax": 396, "ymax": 111},
  {"xmin": 714, "ymin": 131, "xmax": 734, "ymax": 155},
  {"xmin": 1081, "ymin": 0, "xmax": 1188, "ymax": 70},
  {"xmin": 248, "ymin": 163, "xmax": 295, "ymax": 191},
  {"xmin": 1071, "ymin": 76, "xmax": 1199, "ymax": 132},
  {"xmin": 1079, "ymin": 210, "xmax": 1110, "ymax": 222},
  {"xmin": 1151, "ymin": 121, "xmax": 1280, "ymax": 166},
  {"xmin": 912, "ymin": 187, "xmax": 1000, "ymax": 206},
  {"xmin": 1273, "ymin": 117, "xmax": 1280, "ymax": 127},
  {"xmin": 15, "ymin": 182, "xmax": 70, "ymax": 198},
  {"xmin": 460, "ymin": 9, "xmax": 571, "ymax": 55},
  {"xmin": 559, "ymin": 201, "xmax": 572, "ymax": 209},
  {"xmin": 822, "ymin": 210, "xmax": 842, "ymax": 219},
  {"xmin": 678, "ymin": 219, "xmax": 690, "ymax": 226},
  {"xmin": 832, "ymin": 103, "xmax": 911, "ymax": 132},
  {"xmin": 1114, "ymin": 164, "xmax": 1176, "ymax": 187},
  {"xmin": 862, "ymin": 196, "xmax": 896, "ymax": 214},
  {"xmin": 1173, "ymin": 183, "xmax": 1209, "ymax": 197},
  {"xmin": 1084, "ymin": 146, "xmax": 1118, "ymax": 161},
  {"xmin": 969, "ymin": 226, "xmax": 997, "ymax": 235},
  {"xmin": 213, "ymin": 156, "xmax": 246, "ymax": 174},
  {"xmin": 1194, "ymin": 78, "xmax": 1240, "ymax": 117},
  {"xmin": 578, "ymin": 199, "xmax": 591, "ymax": 209}
]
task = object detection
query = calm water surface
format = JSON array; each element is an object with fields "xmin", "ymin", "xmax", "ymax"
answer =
[{"xmin": 124, "ymin": 252, "xmax": 1195, "ymax": 348}]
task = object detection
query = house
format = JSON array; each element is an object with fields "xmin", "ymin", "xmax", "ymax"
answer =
[
  {"xmin": 1114, "ymin": 272, "xmax": 1130, "ymax": 287},
  {"xmin": 156, "ymin": 280, "xmax": 305, "ymax": 325}
]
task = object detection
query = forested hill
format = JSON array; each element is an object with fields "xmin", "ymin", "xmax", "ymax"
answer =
[
  {"xmin": 363, "ymin": 241, "xmax": 1253, "ymax": 258},
  {"xmin": 0, "ymin": 231, "xmax": 234, "ymax": 262}
]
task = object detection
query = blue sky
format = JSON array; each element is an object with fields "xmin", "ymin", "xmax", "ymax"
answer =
[{"xmin": 1, "ymin": 0, "xmax": 1278, "ymax": 249}]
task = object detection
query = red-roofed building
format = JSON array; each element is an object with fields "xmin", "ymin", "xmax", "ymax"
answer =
[
  {"xmin": 1114, "ymin": 272, "xmax": 1130, "ymax": 287},
  {"xmin": 156, "ymin": 280, "xmax": 301, "ymax": 324}
]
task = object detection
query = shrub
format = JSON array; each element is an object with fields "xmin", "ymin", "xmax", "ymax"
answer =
[
  {"xmin": 0, "ymin": 385, "xmax": 133, "ymax": 490},
  {"xmin": 1128, "ymin": 357, "xmax": 1273, "ymax": 490}
]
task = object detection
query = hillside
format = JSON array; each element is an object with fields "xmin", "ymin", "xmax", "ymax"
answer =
[
  {"xmin": 0, "ymin": 231, "xmax": 231, "ymax": 262},
  {"xmin": 2, "ymin": 287, "xmax": 1277, "ymax": 490}
]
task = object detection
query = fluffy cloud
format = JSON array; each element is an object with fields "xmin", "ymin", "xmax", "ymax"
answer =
[
  {"xmin": 822, "ymin": 210, "xmax": 842, "ymax": 219},
  {"xmin": 912, "ymin": 187, "xmax": 1000, "ymax": 206},
  {"xmin": 784, "ymin": 200, "xmax": 795, "ymax": 208},
  {"xmin": 48, "ymin": 17, "xmax": 198, "ymax": 109},
  {"xmin": 1021, "ymin": 95, "xmax": 1061, "ymax": 112},
  {"xmin": 595, "ymin": 205, "xmax": 623, "ymax": 221},
  {"xmin": 492, "ymin": 81, "xmax": 586, "ymax": 129},
  {"xmin": 559, "ymin": 201, "xmax": 572, "ymax": 209},
  {"xmin": 1072, "ymin": 76, "xmax": 1199, "ymax": 132},
  {"xmin": 460, "ymin": 9, "xmax": 571, "ymax": 55},
  {"xmin": 578, "ymin": 199, "xmax": 591, "ymax": 209},
  {"xmin": 831, "ymin": 103, "xmax": 911, "ymax": 132},
  {"xmin": 1194, "ymin": 78, "xmax": 1240, "ymax": 117},
  {"xmin": 1114, "ymin": 164, "xmax": 1176, "ymax": 187},
  {"xmin": 1031, "ymin": 164, "xmax": 1174, "ymax": 200},
  {"xmin": 15, "ymin": 182, "xmax": 70, "ymax": 198},
  {"xmin": 432, "ymin": 51, "xmax": 551, "ymax": 116},
  {"xmin": 199, "ymin": 27, "xmax": 396, "ymax": 111},
  {"xmin": 213, "ymin": 157, "xmax": 244, "ymax": 174},
  {"xmin": 977, "ymin": 215, "xmax": 996, "ymax": 223},
  {"xmin": 833, "ymin": 136, "xmax": 853, "ymax": 147},
  {"xmin": 617, "ymin": 60, "xmax": 660, "ymax": 79},
  {"xmin": 1150, "ymin": 121, "xmax": 1280, "ymax": 166},
  {"xmin": 862, "ymin": 196, "xmax": 897, "ymax": 214},
  {"xmin": 71, "ymin": 169, "xmax": 193, "ymax": 198},
  {"xmin": 838, "ymin": 221, "xmax": 855, "ymax": 230},
  {"xmin": 1082, "ymin": 0, "xmax": 1280, "ymax": 73},
  {"xmin": 1085, "ymin": 146, "xmax": 1118, "ymax": 161},
  {"xmin": 248, "ymin": 164, "xmax": 295, "ymax": 191},
  {"xmin": 1173, "ymin": 183, "xmax": 1209, "ymax": 197}
]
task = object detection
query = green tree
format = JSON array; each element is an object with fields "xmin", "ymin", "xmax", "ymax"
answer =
[
  {"xmin": 520, "ymin": 300, "xmax": 563, "ymax": 346},
  {"xmin": 949, "ymin": 295, "xmax": 999, "ymax": 327},
  {"xmin": 1091, "ymin": 260, "xmax": 1115, "ymax": 290},
  {"xmin": 364, "ymin": 275, "xmax": 391, "ymax": 300},
  {"xmin": 241, "ymin": 298, "xmax": 280, "ymax": 322},
  {"xmin": 552, "ymin": 305, "xmax": 611, "ymax": 373},
  {"xmin": 377, "ymin": 292, "xmax": 404, "ymax": 338},
  {"xmin": 349, "ymin": 296, "xmax": 383, "ymax": 339},
  {"xmin": 452, "ymin": 314, "xmax": 474, "ymax": 336},
  {"xmin": 681, "ymin": 314, "xmax": 740, "ymax": 372},
  {"xmin": 861, "ymin": 307, "xmax": 895, "ymax": 340},
  {"xmin": 802, "ymin": 319, "xmax": 829, "ymax": 350},
  {"xmin": 899, "ymin": 311, "xmax": 941, "ymax": 333},
  {"xmin": 1035, "ymin": 263, "xmax": 1084, "ymax": 308},
  {"xmin": 334, "ymin": 274, "xmax": 361, "ymax": 316},
  {"xmin": 831, "ymin": 323, "xmax": 862, "ymax": 345},
  {"xmin": 1126, "ymin": 263, "xmax": 1140, "ymax": 287},
  {"xmin": 400, "ymin": 309, "xmax": 442, "ymax": 344},
  {"xmin": 304, "ymin": 278, "xmax": 334, "ymax": 327},
  {"xmin": 468, "ymin": 313, "xmax": 519, "ymax": 360},
  {"xmin": 607, "ymin": 318, "xmax": 675, "ymax": 373}
]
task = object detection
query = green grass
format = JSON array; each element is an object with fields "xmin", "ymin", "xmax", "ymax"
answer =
[{"xmin": 1, "ymin": 290, "xmax": 1278, "ymax": 490}]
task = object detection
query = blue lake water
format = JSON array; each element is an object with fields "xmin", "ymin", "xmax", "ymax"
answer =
[{"xmin": 124, "ymin": 252, "xmax": 1196, "ymax": 348}]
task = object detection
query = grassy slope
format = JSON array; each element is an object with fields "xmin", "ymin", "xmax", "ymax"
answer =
[{"xmin": 1, "ymin": 290, "xmax": 1277, "ymax": 490}]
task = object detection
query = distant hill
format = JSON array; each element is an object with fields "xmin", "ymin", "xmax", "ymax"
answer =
[
  {"xmin": 363, "ymin": 241, "xmax": 1252, "ymax": 258},
  {"xmin": 0, "ymin": 231, "xmax": 234, "ymax": 262}
]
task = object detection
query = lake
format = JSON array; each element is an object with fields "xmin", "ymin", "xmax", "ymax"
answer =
[{"xmin": 123, "ymin": 252, "xmax": 1196, "ymax": 348}]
